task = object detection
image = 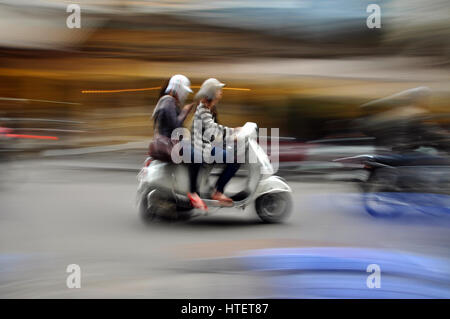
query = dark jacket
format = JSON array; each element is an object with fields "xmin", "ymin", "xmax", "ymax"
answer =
[{"xmin": 152, "ymin": 95, "xmax": 189, "ymax": 138}]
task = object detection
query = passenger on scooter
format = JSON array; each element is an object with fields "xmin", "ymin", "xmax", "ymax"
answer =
[
  {"xmin": 189, "ymin": 78, "xmax": 241, "ymax": 206},
  {"xmin": 150, "ymin": 75, "xmax": 209, "ymax": 211},
  {"xmin": 151, "ymin": 74, "xmax": 194, "ymax": 141}
]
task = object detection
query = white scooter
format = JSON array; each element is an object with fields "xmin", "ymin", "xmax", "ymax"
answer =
[{"xmin": 136, "ymin": 122, "xmax": 292, "ymax": 223}]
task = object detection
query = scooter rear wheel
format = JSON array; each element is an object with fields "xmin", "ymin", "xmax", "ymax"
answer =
[
  {"xmin": 139, "ymin": 191, "xmax": 158, "ymax": 223},
  {"xmin": 139, "ymin": 190, "xmax": 192, "ymax": 223}
]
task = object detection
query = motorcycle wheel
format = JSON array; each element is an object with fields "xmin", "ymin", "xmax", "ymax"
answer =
[
  {"xmin": 363, "ymin": 173, "xmax": 404, "ymax": 218},
  {"xmin": 255, "ymin": 192, "xmax": 292, "ymax": 223},
  {"xmin": 364, "ymin": 191, "xmax": 405, "ymax": 218}
]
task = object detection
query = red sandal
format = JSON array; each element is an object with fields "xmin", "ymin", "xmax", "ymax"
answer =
[{"xmin": 187, "ymin": 193, "xmax": 208, "ymax": 211}]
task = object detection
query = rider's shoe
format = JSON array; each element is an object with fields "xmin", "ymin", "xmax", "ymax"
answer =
[
  {"xmin": 187, "ymin": 192, "xmax": 208, "ymax": 211},
  {"xmin": 211, "ymin": 191, "xmax": 233, "ymax": 207}
]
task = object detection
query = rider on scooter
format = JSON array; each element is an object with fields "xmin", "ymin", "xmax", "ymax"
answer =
[
  {"xmin": 151, "ymin": 74, "xmax": 207, "ymax": 208},
  {"xmin": 189, "ymin": 78, "xmax": 241, "ymax": 207}
]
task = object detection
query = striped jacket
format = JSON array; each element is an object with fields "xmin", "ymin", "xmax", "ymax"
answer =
[{"xmin": 191, "ymin": 103, "xmax": 234, "ymax": 162}]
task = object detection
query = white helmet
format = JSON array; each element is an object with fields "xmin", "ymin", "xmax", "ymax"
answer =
[
  {"xmin": 196, "ymin": 78, "xmax": 225, "ymax": 101},
  {"xmin": 165, "ymin": 74, "xmax": 193, "ymax": 104}
]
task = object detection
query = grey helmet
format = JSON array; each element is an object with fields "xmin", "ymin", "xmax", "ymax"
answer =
[{"xmin": 195, "ymin": 78, "xmax": 225, "ymax": 101}]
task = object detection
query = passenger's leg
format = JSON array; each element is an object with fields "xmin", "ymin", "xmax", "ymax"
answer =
[{"xmin": 187, "ymin": 146, "xmax": 207, "ymax": 211}]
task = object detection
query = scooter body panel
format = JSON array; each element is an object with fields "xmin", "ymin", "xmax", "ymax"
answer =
[
  {"xmin": 139, "ymin": 160, "xmax": 190, "ymax": 194},
  {"xmin": 254, "ymin": 175, "xmax": 291, "ymax": 199}
]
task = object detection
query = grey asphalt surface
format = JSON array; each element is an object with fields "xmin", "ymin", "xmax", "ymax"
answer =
[{"xmin": 1, "ymin": 156, "xmax": 450, "ymax": 298}]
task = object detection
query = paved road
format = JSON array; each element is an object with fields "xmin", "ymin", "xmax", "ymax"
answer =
[{"xmin": 1, "ymin": 159, "xmax": 449, "ymax": 298}]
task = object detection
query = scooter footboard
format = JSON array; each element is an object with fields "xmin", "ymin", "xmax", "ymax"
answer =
[{"xmin": 254, "ymin": 176, "xmax": 291, "ymax": 198}]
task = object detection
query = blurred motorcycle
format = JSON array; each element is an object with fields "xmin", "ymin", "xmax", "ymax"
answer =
[
  {"xmin": 136, "ymin": 122, "xmax": 293, "ymax": 223},
  {"xmin": 335, "ymin": 152, "xmax": 450, "ymax": 217}
]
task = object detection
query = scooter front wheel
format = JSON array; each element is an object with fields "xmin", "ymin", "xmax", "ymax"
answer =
[{"xmin": 255, "ymin": 192, "xmax": 292, "ymax": 223}]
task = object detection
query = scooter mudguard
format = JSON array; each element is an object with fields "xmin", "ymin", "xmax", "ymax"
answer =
[{"xmin": 254, "ymin": 176, "xmax": 291, "ymax": 199}]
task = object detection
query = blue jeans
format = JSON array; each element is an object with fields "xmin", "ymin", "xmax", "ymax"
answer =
[
  {"xmin": 189, "ymin": 146, "xmax": 240, "ymax": 194},
  {"xmin": 211, "ymin": 147, "xmax": 241, "ymax": 193}
]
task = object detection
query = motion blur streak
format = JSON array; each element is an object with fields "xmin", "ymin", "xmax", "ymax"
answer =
[
  {"xmin": 82, "ymin": 87, "xmax": 162, "ymax": 94},
  {"xmin": 81, "ymin": 86, "xmax": 251, "ymax": 93},
  {"xmin": 5, "ymin": 134, "xmax": 59, "ymax": 140}
]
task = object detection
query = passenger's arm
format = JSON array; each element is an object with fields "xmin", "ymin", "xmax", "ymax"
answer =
[{"xmin": 164, "ymin": 101, "xmax": 194, "ymax": 129}]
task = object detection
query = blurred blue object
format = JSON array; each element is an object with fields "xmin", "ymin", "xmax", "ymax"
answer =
[
  {"xmin": 237, "ymin": 247, "xmax": 450, "ymax": 298},
  {"xmin": 364, "ymin": 192, "xmax": 450, "ymax": 218}
]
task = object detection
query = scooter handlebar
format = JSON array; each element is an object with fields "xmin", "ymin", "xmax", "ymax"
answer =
[{"xmin": 236, "ymin": 122, "xmax": 257, "ymax": 140}]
